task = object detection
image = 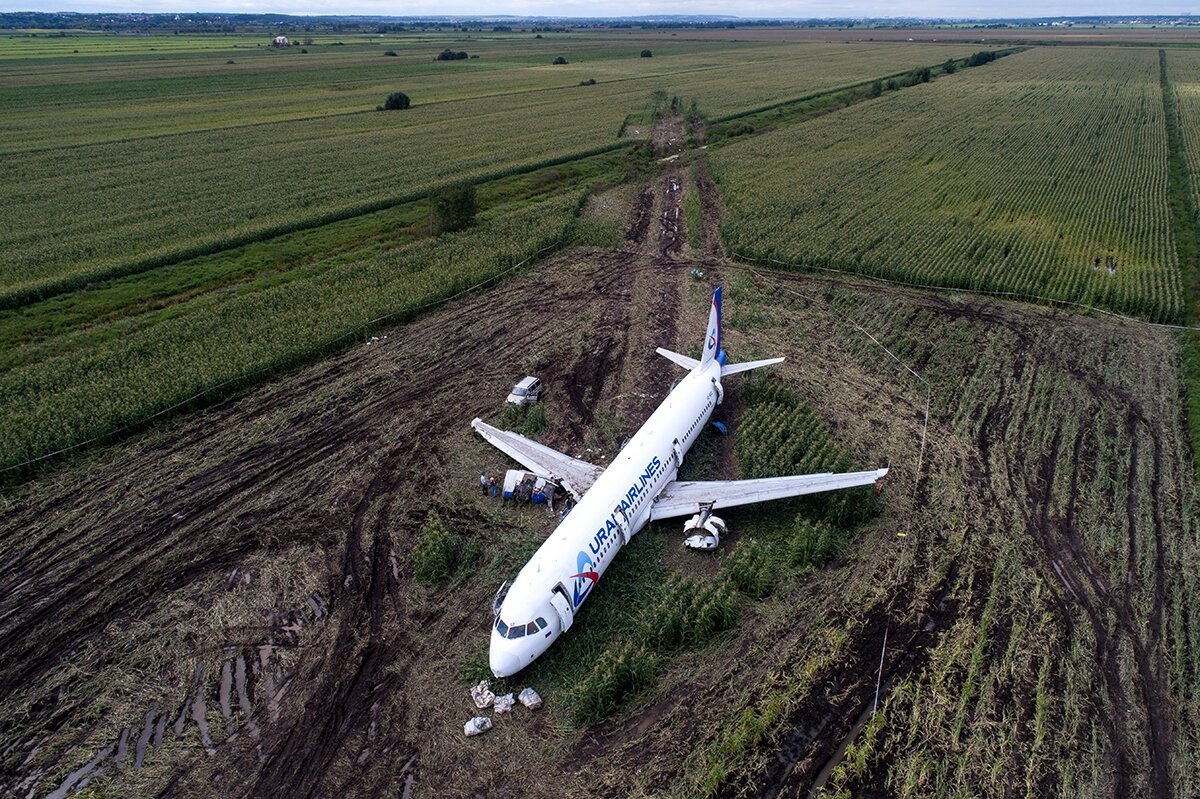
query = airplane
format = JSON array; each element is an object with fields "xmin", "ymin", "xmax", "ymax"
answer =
[{"xmin": 473, "ymin": 286, "xmax": 888, "ymax": 678}]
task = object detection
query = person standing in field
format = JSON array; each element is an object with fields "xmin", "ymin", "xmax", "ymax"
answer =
[
  {"xmin": 489, "ymin": 476, "xmax": 498, "ymax": 497},
  {"xmin": 480, "ymin": 472, "xmax": 488, "ymax": 497}
]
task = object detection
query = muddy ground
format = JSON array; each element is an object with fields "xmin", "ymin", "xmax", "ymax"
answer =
[{"xmin": 0, "ymin": 145, "xmax": 1194, "ymax": 799}]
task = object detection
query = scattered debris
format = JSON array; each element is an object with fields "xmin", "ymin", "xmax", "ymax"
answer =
[
  {"xmin": 463, "ymin": 716, "xmax": 493, "ymax": 737},
  {"xmin": 689, "ymin": 267, "xmax": 705, "ymax": 279},
  {"xmin": 518, "ymin": 687, "xmax": 543, "ymax": 710},
  {"xmin": 470, "ymin": 680, "xmax": 495, "ymax": 709},
  {"xmin": 493, "ymin": 693, "xmax": 515, "ymax": 714}
]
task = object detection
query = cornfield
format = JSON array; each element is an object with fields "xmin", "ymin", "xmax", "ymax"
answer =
[
  {"xmin": 711, "ymin": 47, "xmax": 1183, "ymax": 323},
  {"xmin": 0, "ymin": 192, "xmax": 581, "ymax": 471}
]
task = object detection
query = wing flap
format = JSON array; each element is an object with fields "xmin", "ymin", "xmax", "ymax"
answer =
[
  {"xmin": 471, "ymin": 418, "xmax": 602, "ymax": 500},
  {"xmin": 649, "ymin": 468, "xmax": 888, "ymax": 521}
]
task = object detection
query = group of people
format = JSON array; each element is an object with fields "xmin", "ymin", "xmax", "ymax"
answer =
[{"xmin": 478, "ymin": 471, "xmax": 574, "ymax": 518}]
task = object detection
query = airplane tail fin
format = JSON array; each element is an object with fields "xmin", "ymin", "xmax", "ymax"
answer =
[
  {"xmin": 662, "ymin": 285, "xmax": 784, "ymax": 376},
  {"xmin": 699, "ymin": 286, "xmax": 723, "ymax": 368}
]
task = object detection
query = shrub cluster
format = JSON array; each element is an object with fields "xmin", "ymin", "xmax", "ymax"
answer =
[
  {"xmin": 724, "ymin": 539, "xmax": 776, "ymax": 598},
  {"xmin": 785, "ymin": 518, "xmax": 847, "ymax": 571},
  {"xmin": 413, "ymin": 511, "xmax": 457, "ymax": 586},
  {"xmin": 381, "ymin": 91, "xmax": 410, "ymax": 110},
  {"xmin": 571, "ymin": 642, "xmax": 659, "ymax": 725},
  {"xmin": 436, "ymin": 49, "xmax": 469, "ymax": 61},
  {"xmin": 642, "ymin": 574, "xmax": 740, "ymax": 651}
]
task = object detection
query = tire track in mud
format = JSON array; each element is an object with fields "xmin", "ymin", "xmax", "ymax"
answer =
[{"xmin": 973, "ymin": 318, "xmax": 1173, "ymax": 799}]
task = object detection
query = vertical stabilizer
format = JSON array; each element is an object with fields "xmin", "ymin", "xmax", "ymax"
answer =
[{"xmin": 699, "ymin": 286, "xmax": 722, "ymax": 367}]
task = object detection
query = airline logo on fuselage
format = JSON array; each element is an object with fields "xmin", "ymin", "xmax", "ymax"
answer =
[
  {"xmin": 570, "ymin": 551, "xmax": 598, "ymax": 607},
  {"xmin": 571, "ymin": 455, "xmax": 663, "ymax": 607}
]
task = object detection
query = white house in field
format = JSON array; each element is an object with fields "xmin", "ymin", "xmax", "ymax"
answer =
[{"xmin": 272, "ymin": 36, "xmax": 290, "ymax": 47}]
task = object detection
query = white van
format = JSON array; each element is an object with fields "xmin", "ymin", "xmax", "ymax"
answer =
[{"xmin": 506, "ymin": 376, "xmax": 542, "ymax": 406}]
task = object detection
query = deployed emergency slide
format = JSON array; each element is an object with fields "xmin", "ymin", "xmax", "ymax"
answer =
[{"xmin": 473, "ymin": 285, "xmax": 888, "ymax": 678}]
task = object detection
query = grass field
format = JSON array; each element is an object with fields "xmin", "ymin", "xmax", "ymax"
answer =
[{"xmin": 710, "ymin": 46, "xmax": 1183, "ymax": 322}]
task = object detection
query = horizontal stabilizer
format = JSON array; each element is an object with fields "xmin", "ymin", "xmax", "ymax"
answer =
[
  {"xmin": 471, "ymin": 418, "xmax": 602, "ymax": 500},
  {"xmin": 656, "ymin": 347, "xmax": 701, "ymax": 371},
  {"xmin": 721, "ymin": 357, "xmax": 784, "ymax": 377},
  {"xmin": 649, "ymin": 467, "xmax": 888, "ymax": 521}
]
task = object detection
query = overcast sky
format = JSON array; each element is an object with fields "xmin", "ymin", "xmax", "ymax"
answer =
[{"xmin": 2, "ymin": 0, "xmax": 1191, "ymax": 19}]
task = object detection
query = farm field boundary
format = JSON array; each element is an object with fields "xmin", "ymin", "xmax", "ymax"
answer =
[
  {"xmin": 1161, "ymin": 48, "xmax": 1200, "ymax": 476},
  {"xmin": 706, "ymin": 46, "xmax": 1020, "ymax": 125}
]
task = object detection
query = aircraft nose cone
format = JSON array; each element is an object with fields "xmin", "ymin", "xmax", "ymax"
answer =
[{"xmin": 490, "ymin": 645, "xmax": 523, "ymax": 679}]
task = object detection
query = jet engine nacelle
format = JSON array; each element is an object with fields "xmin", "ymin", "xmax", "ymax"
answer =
[{"xmin": 683, "ymin": 510, "xmax": 725, "ymax": 551}]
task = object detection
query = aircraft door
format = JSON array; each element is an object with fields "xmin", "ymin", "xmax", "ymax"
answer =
[
  {"xmin": 550, "ymin": 586, "xmax": 574, "ymax": 633},
  {"xmin": 613, "ymin": 504, "xmax": 630, "ymax": 546},
  {"xmin": 672, "ymin": 438, "xmax": 683, "ymax": 469}
]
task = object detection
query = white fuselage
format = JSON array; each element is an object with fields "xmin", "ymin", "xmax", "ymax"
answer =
[{"xmin": 489, "ymin": 358, "xmax": 724, "ymax": 677}]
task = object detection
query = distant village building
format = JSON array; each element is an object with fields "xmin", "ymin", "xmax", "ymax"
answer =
[{"xmin": 272, "ymin": 36, "xmax": 290, "ymax": 47}]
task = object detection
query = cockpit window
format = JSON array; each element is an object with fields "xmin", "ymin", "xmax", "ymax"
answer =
[
  {"xmin": 508, "ymin": 624, "xmax": 526, "ymax": 639},
  {"xmin": 495, "ymin": 618, "xmax": 508, "ymax": 637},
  {"xmin": 536, "ymin": 617, "xmax": 548, "ymax": 630},
  {"xmin": 526, "ymin": 622, "xmax": 539, "ymax": 635}
]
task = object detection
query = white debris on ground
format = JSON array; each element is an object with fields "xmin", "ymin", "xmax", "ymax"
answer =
[
  {"xmin": 464, "ymin": 683, "xmax": 543, "ymax": 736},
  {"xmin": 518, "ymin": 687, "xmax": 543, "ymax": 710},
  {"xmin": 463, "ymin": 717, "xmax": 493, "ymax": 737},
  {"xmin": 470, "ymin": 680, "xmax": 495, "ymax": 709},
  {"xmin": 493, "ymin": 693, "xmax": 515, "ymax": 714}
]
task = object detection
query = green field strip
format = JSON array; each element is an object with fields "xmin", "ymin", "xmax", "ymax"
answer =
[
  {"xmin": 0, "ymin": 137, "xmax": 635, "ymax": 311},
  {"xmin": 710, "ymin": 46, "xmax": 1183, "ymax": 323},
  {"xmin": 1159, "ymin": 49, "xmax": 1200, "ymax": 479},
  {"xmin": 0, "ymin": 191, "xmax": 586, "ymax": 476},
  {"xmin": 0, "ymin": 149, "xmax": 628, "ymax": 374},
  {"xmin": 0, "ymin": 40, "xmax": 993, "ymax": 308}
]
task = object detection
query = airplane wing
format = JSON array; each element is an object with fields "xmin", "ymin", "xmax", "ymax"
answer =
[
  {"xmin": 471, "ymin": 418, "xmax": 603, "ymax": 500},
  {"xmin": 648, "ymin": 467, "xmax": 888, "ymax": 521}
]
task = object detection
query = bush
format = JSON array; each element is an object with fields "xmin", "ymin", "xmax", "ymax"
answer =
[
  {"xmin": 571, "ymin": 642, "xmax": 659, "ymax": 725},
  {"xmin": 522, "ymin": 404, "xmax": 549, "ymax": 435},
  {"xmin": 382, "ymin": 91, "xmax": 411, "ymax": 110},
  {"xmin": 431, "ymin": 182, "xmax": 477, "ymax": 233},
  {"xmin": 384, "ymin": 49, "xmax": 398, "ymax": 56},
  {"xmin": 724, "ymin": 539, "xmax": 776, "ymax": 598},
  {"xmin": 413, "ymin": 511, "xmax": 457, "ymax": 586},
  {"xmin": 643, "ymin": 575, "xmax": 740, "ymax": 651},
  {"xmin": 580, "ymin": 78, "xmax": 596, "ymax": 86},
  {"xmin": 436, "ymin": 48, "xmax": 469, "ymax": 61},
  {"xmin": 552, "ymin": 56, "xmax": 568, "ymax": 65},
  {"xmin": 640, "ymin": 49, "xmax": 652, "ymax": 57},
  {"xmin": 786, "ymin": 518, "xmax": 847, "ymax": 571},
  {"xmin": 967, "ymin": 50, "xmax": 998, "ymax": 67}
]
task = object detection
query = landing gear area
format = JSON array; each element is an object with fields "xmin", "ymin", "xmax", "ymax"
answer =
[{"xmin": 682, "ymin": 503, "xmax": 726, "ymax": 551}]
